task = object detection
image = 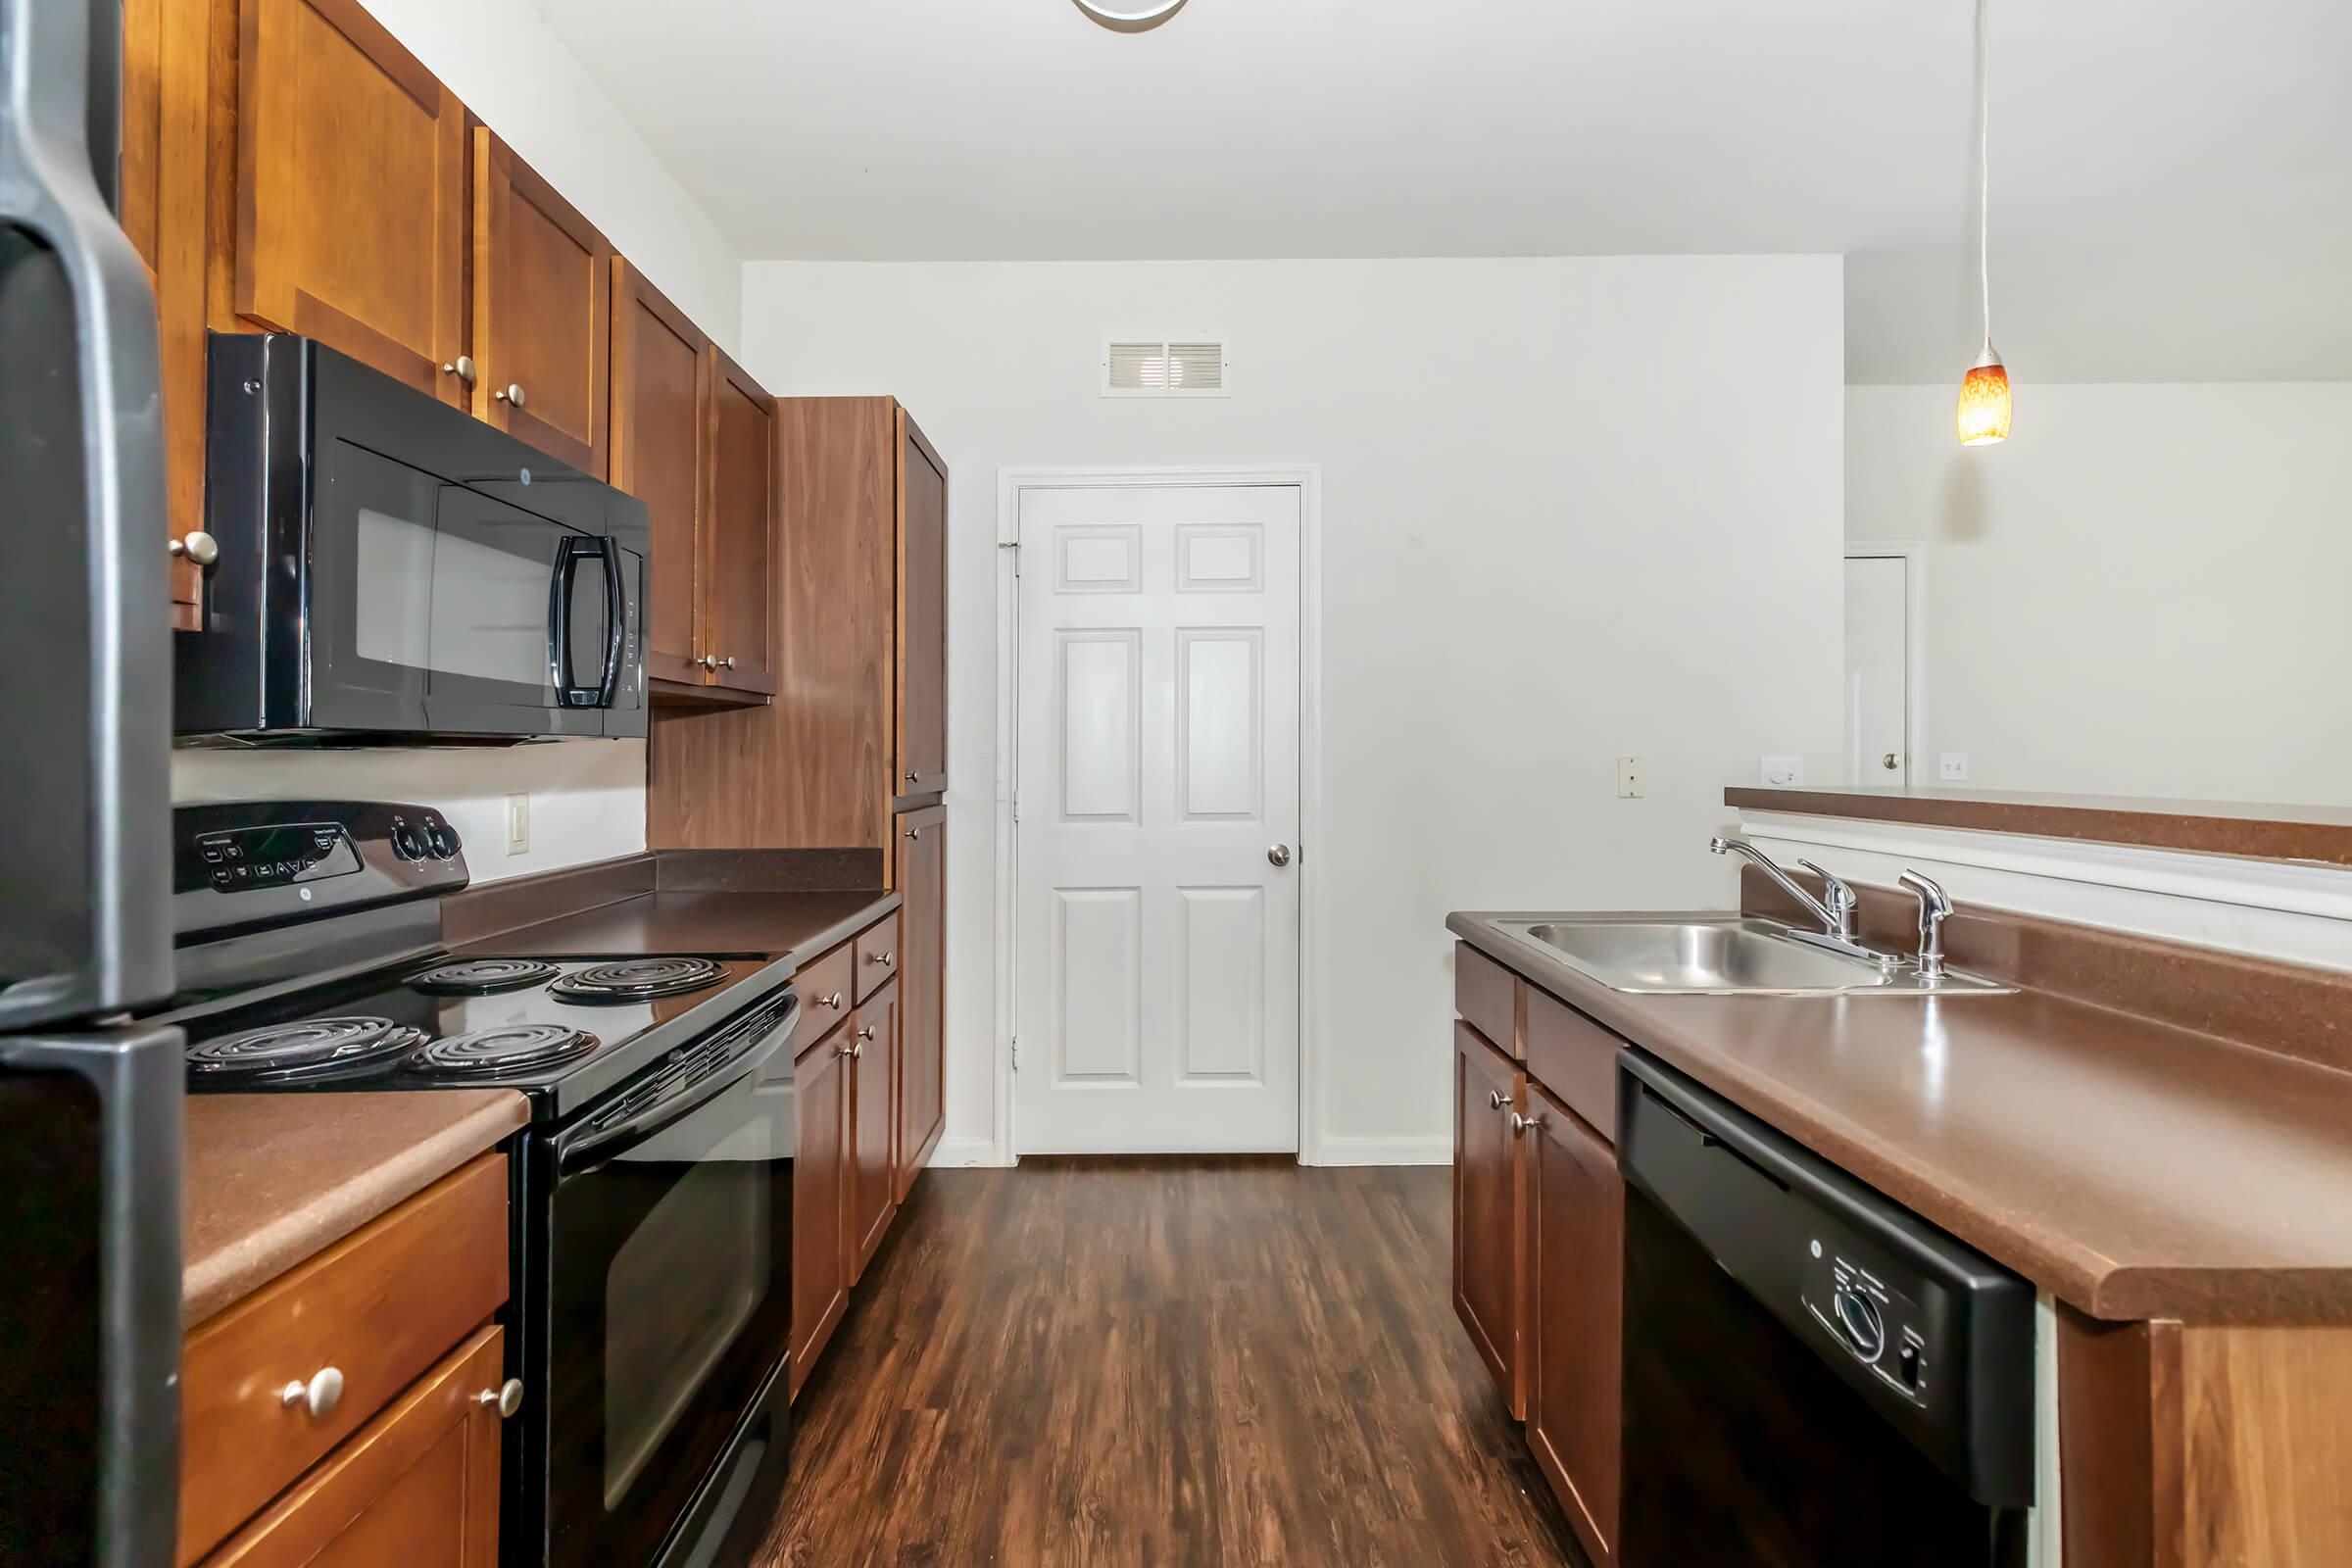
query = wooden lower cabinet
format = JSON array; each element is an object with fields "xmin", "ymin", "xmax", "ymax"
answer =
[
  {"xmin": 1454, "ymin": 1020, "xmax": 1526, "ymax": 1418},
  {"xmin": 1524, "ymin": 1084, "xmax": 1623, "ymax": 1567},
  {"xmin": 848, "ymin": 980, "xmax": 901, "ymax": 1282},
  {"xmin": 790, "ymin": 1017, "xmax": 852, "ymax": 1401},
  {"xmin": 894, "ymin": 806, "xmax": 946, "ymax": 1200},
  {"xmin": 202, "ymin": 1327, "xmax": 505, "ymax": 1566}
]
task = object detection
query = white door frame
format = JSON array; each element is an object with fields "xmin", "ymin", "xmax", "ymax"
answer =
[
  {"xmin": 1844, "ymin": 540, "xmax": 1930, "ymax": 786},
  {"xmin": 994, "ymin": 466, "xmax": 1326, "ymax": 1165}
]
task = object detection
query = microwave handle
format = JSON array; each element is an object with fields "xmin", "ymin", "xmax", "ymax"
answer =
[
  {"xmin": 547, "ymin": 534, "xmax": 615, "ymax": 706},
  {"xmin": 596, "ymin": 538, "xmax": 626, "ymax": 706}
]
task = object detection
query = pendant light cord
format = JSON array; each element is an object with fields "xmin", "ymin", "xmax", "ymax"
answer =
[{"xmin": 1976, "ymin": 0, "xmax": 1992, "ymax": 350}]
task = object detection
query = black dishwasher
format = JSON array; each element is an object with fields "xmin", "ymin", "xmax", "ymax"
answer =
[{"xmin": 1616, "ymin": 1053, "xmax": 2035, "ymax": 1568}]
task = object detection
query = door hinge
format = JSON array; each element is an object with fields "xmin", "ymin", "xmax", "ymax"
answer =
[
  {"xmin": 1010, "ymin": 1036, "xmax": 1020, "ymax": 1070},
  {"xmin": 999, "ymin": 539, "xmax": 1020, "ymax": 575}
]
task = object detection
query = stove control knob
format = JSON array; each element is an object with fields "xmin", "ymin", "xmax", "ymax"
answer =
[
  {"xmin": 423, "ymin": 818, "xmax": 458, "ymax": 859},
  {"xmin": 389, "ymin": 817, "xmax": 425, "ymax": 860},
  {"xmin": 1833, "ymin": 1287, "xmax": 1886, "ymax": 1364}
]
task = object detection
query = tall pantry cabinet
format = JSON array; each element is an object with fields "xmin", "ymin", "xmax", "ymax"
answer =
[{"xmin": 648, "ymin": 397, "xmax": 949, "ymax": 1192}]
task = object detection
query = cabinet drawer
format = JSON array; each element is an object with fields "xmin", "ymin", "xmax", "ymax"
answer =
[
  {"xmin": 796, "ymin": 941, "xmax": 856, "ymax": 1051},
  {"xmin": 854, "ymin": 910, "xmax": 901, "ymax": 1003},
  {"xmin": 1455, "ymin": 942, "xmax": 1521, "ymax": 1058},
  {"xmin": 179, "ymin": 1155, "xmax": 508, "ymax": 1565},
  {"xmin": 1526, "ymin": 988, "xmax": 1625, "ymax": 1143},
  {"xmin": 201, "ymin": 1326, "xmax": 505, "ymax": 1567}
]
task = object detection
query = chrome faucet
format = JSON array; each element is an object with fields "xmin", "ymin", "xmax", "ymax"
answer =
[
  {"xmin": 1709, "ymin": 837, "xmax": 1890, "ymax": 968},
  {"xmin": 1899, "ymin": 870, "xmax": 1955, "ymax": 980}
]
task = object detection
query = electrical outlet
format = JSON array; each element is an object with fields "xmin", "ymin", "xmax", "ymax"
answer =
[
  {"xmin": 1938, "ymin": 753, "xmax": 1970, "ymax": 783},
  {"xmin": 505, "ymin": 793, "xmax": 530, "ymax": 856},
  {"xmin": 1615, "ymin": 757, "xmax": 1645, "ymax": 799},
  {"xmin": 1761, "ymin": 755, "xmax": 1805, "ymax": 788}
]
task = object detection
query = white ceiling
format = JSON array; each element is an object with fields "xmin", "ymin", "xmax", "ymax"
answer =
[{"xmin": 530, "ymin": 0, "xmax": 2352, "ymax": 382}]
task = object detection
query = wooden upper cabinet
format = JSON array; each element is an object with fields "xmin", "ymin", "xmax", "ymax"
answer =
[
  {"xmin": 233, "ymin": 0, "xmax": 466, "ymax": 402},
  {"xmin": 470, "ymin": 130, "xmax": 611, "ymax": 475},
  {"xmin": 703, "ymin": 349, "xmax": 780, "ymax": 698},
  {"xmin": 610, "ymin": 259, "xmax": 710, "ymax": 688},
  {"xmin": 1525, "ymin": 1085, "xmax": 1623, "ymax": 1568},
  {"xmin": 895, "ymin": 410, "xmax": 948, "ymax": 799}
]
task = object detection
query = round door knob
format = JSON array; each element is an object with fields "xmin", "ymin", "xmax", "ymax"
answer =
[
  {"xmin": 168, "ymin": 530, "xmax": 220, "ymax": 567},
  {"xmin": 441, "ymin": 356, "xmax": 476, "ymax": 385},
  {"xmin": 817, "ymin": 991, "xmax": 844, "ymax": 1010},
  {"xmin": 1267, "ymin": 844, "xmax": 1293, "ymax": 868},
  {"xmin": 1488, "ymin": 1090, "xmax": 1511, "ymax": 1111},
  {"xmin": 279, "ymin": 1366, "xmax": 345, "ymax": 1419},
  {"xmin": 495, "ymin": 382, "xmax": 526, "ymax": 408},
  {"xmin": 1882, "ymin": 753, "xmax": 1901, "ymax": 770},
  {"xmin": 477, "ymin": 1379, "xmax": 524, "ymax": 1419}
]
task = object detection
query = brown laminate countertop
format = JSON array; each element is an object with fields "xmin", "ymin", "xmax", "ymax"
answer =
[
  {"xmin": 1449, "ymin": 910, "xmax": 2352, "ymax": 1325},
  {"xmin": 1726, "ymin": 784, "xmax": 2352, "ymax": 867},
  {"xmin": 184, "ymin": 1090, "xmax": 527, "ymax": 1327},
  {"xmin": 457, "ymin": 888, "xmax": 900, "ymax": 964}
]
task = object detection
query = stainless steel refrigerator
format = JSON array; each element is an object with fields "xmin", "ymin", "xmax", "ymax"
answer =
[{"xmin": 1, "ymin": 1, "xmax": 183, "ymax": 1562}]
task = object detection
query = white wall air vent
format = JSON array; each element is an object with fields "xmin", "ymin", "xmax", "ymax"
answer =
[{"xmin": 1102, "ymin": 338, "xmax": 1229, "ymax": 397}]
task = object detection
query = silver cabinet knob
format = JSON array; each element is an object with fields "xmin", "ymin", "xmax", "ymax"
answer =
[
  {"xmin": 1509, "ymin": 1111, "xmax": 1538, "ymax": 1135},
  {"xmin": 719, "ymin": 656, "xmax": 737, "ymax": 670},
  {"xmin": 477, "ymin": 1379, "xmax": 524, "ymax": 1419},
  {"xmin": 494, "ymin": 382, "xmax": 525, "ymax": 408},
  {"xmin": 279, "ymin": 1366, "xmax": 344, "ymax": 1419},
  {"xmin": 904, "ymin": 827, "xmax": 921, "ymax": 841},
  {"xmin": 905, "ymin": 770, "xmax": 920, "ymax": 784},
  {"xmin": 1882, "ymin": 753, "xmax": 1901, "ymax": 770},
  {"xmin": 441, "ymin": 356, "xmax": 476, "ymax": 385},
  {"xmin": 1267, "ymin": 844, "xmax": 1293, "ymax": 868},
  {"xmin": 1488, "ymin": 1089, "xmax": 1511, "ymax": 1111},
  {"xmin": 867, "ymin": 951, "xmax": 893, "ymax": 967},
  {"xmin": 168, "ymin": 530, "xmax": 220, "ymax": 567},
  {"xmin": 698, "ymin": 654, "xmax": 719, "ymax": 671},
  {"xmin": 816, "ymin": 991, "xmax": 844, "ymax": 1010}
]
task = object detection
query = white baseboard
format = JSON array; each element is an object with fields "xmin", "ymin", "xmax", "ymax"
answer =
[
  {"xmin": 1309, "ymin": 1134, "xmax": 1454, "ymax": 1167},
  {"xmin": 928, "ymin": 1135, "xmax": 1011, "ymax": 1169}
]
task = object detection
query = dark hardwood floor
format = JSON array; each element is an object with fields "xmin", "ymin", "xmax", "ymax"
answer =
[{"xmin": 754, "ymin": 1157, "xmax": 1586, "ymax": 1568}]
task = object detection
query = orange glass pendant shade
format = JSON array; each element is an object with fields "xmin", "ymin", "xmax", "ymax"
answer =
[{"xmin": 1956, "ymin": 348, "xmax": 2011, "ymax": 446}]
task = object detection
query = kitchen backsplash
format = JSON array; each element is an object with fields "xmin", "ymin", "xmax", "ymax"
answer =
[{"xmin": 172, "ymin": 740, "xmax": 645, "ymax": 884}]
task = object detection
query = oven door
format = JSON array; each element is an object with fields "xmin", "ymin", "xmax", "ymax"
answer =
[
  {"xmin": 307, "ymin": 435, "xmax": 625, "ymax": 738},
  {"xmin": 542, "ymin": 994, "xmax": 797, "ymax": 1568}
]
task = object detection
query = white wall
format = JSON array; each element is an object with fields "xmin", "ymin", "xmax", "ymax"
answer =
[
  {"xmin": 172, "ymin": 0, "xmax": 752, "ymax": 879},
  {"xmin": 1847, "ymin": 383, "xmax": 2352, "ymax": 804},
  {"xmin": 740, "ymin": 256, "xmax": 1846, "ymax": 1161}
]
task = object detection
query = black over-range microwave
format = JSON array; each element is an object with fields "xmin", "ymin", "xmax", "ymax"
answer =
[{"xmin": 175, "ymin": 332, "xmax": 648, "ymax": 742}]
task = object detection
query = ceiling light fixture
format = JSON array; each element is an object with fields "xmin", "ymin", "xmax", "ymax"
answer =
[
  {"xmin": 1956, "ymin": 0, "xmax": 2012, "ymax": 447},
  {"xmin": 1073, "ymin": 0, "xmax": 1188, "ymax": 32}
]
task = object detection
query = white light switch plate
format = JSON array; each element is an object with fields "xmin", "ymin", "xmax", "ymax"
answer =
[
  {"xmin": 505, "ymin": 793, "xmax": 530, "ymax": 856},
  {"xmin": 1761, "ymin": 755, "xmax": 1805, "ymax": 787},
  {"xmin": 1939, "ymin": 753, "xmax": 1970, "ymax": 782},
  {"xmin": 1616, "ymin": 757, "xmax": 1645, "ymax": 799}
]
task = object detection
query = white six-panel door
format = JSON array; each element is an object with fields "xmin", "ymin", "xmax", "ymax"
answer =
[{"xmin": 1014, "ymin": 484, "xmax": 1301, "ymax": 1154}]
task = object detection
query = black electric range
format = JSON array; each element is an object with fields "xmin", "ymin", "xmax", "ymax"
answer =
[{"xmin": 154, "ymin": 801, "xmax": 797, "ymax": 1568}]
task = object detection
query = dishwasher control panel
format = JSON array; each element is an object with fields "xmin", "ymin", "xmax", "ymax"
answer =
[{"xmin": 1802, "ymin": 1240, "xmax": 1934, "ymax": 1408}]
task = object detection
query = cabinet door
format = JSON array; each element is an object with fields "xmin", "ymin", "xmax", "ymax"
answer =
[
  {"xmin": 610, "ymin": 259, "xmax": 710, "ymax": 687},
  {"xmin": 201, "ymin": 1326, "xmax": 504, "ymax": 1566},
  {"xmin": 788, "ymin": 1029, "xmax": 850, "ymax": 1402},
  {"xmin": 470, "ymin": 130, "xmax": 610, "ymax": 475},
  {"xmin": 234, "ymin": 0, "xmax": 465, "ymax": 402},
  {"xmin": 1526, "ymin": 1085, "xmax": 1623, "ymax": 1567},
  {"xmin": 894, "ymin": 806, "xmax": 946, "ymax": 1201},
  {"xmin": 1454, "ymin": 1021, "xmax": 1525, "ymax": 1417},
  {"xmin": 894, "ymin": 409, "xmax": 948, "ymax": 799},
  {"xmin": 847, "ymin": 981, "xmax": 900, "ymax": 1283},
  {"xmin": 703, "ymin": 349, "xmax": 779, "ymax": 697}
]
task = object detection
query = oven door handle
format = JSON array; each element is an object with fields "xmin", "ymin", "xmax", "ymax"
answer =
[
  {"xmin": 558, "ymin": 996, "xmax": 799, "ymax": 1175},
  {"xmin": 548, "ymin": 534, "xmax": 616, "ymax": 708}
]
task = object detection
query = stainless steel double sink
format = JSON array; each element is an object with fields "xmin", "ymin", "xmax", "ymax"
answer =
[{"xmin": 1488, "ymin": 916, "xmax": 2012, "ymax": 997}]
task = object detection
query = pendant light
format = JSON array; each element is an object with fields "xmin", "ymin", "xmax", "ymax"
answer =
[
  {"xmin": 1956, "ymin": 0, "xmax": 2012, "ymax": 446},
  {"xmin": 1073, "ymin": 0, "xmax": 1188, "ymax": 30}
]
